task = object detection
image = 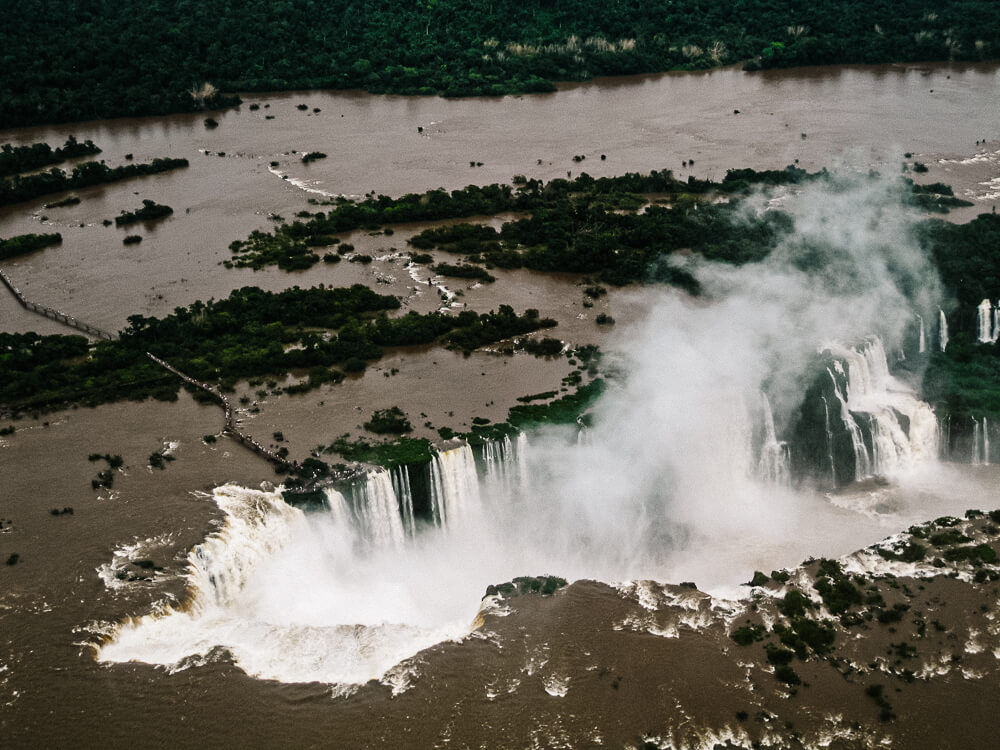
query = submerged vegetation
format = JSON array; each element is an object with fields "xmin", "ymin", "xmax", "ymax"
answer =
[
  {"xmin": 88, "ymin": 452, "xmax": 123, "ymax": 490},
  {"xmin": 2, "ymin": 1, "xmax": 997, "ymax": 126},
  {"xmin": 115, "ymin": 199, "xmax": 173, "ymax": 226}
]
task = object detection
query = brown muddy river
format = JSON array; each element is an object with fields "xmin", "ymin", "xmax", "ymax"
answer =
[{"xmin": 2, "ymin": 63, "xmax": 1000, "ymax": 748}]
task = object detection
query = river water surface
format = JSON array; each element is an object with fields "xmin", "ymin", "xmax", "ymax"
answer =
[{"xmin": 2, "ymin": 62, "xmax": 999, "ymax": 748}]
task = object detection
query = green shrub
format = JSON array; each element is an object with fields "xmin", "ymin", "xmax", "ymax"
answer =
[
  {"xmin": 777, "ymin": 590, "xmax": 812, "ymax": 618},
  {"xmin": 364, "ymin": 406, "xmax": 413, "ymax": 434},
  {"xmin": 774, "ymin": 665, "xmax": 801, "ymax": 685},
  {"xmin": 749, "ymin": 571, "xmax": 769, "ymax": 586},
  {"xmin": 765, "ymin": 643, "xmax": 794, "ymax": 666},
  {"xmin": 730, "ymin": 623, "xmax": 765, "ymax": 646}
]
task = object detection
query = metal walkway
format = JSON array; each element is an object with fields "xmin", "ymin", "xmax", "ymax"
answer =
[{"xmin": 1, "ymin": 267, "xmax": 290, "ymax": 469}]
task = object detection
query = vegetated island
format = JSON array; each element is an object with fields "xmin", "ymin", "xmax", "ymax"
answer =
[
  {"xmin": 0, "ymin": 157, "xmax": 189, "ymax": 207},
  {"xmin": 0, "ymin": 136, "xmax": 101, "ymax": 178},
  {"xmin": 114, "ymin": 199, "xmax": 173, "ymax": 226},
  {"xmin": 0, "ymin": 0, "xmax": 996, "ymax": 127},
  {"xmin": 0, "ymin": 232, "xmax": 62, "ymax": 260}
]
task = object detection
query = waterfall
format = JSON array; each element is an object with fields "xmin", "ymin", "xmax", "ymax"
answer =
[
  {"xmin": 428, "ymin": 445, "xmax": 481, "ymax": 527},
  {"xmin": 939, "ymin": 414, "xmax": 951, "ymax": 460},
  {"xmin": 480, "ymin": 434, "xmax": 528, "ymax": 500},
  {"xmin": 323, "ymin": 487, "xmax": 352, "ymax": 528},
  {"xmin": 391, "ymin": 465, "xmax": 416, "ymax": 536},
  {"xmin": 917, "ymin": 314, "xmax": 926, "ymax": 354},
  {"xmin": 824, "ymin": 336, "xmax": 938, "ymax": 480},
  {"xmin": 97, "ymin": 483, "xmax": 476, "ymax": 687},
  {"xmin": 978, "ymin": 299, "xmax": 994, "ymax": 343},
  {"xmin": 186, "ymin": 486, "xmax": 302, "ymax": 611},
  {"xmin": 972, "ymin": 418, "xmax": 982, "ymax": 465},
  {"xmin": 821, "ymin": 396, "xmax": 837, "ymax": 487},
  {"xmin": 352, "ymin": 470, "xmax": 406, "ymax": 549},
  {"xmin": 482, "ymin": 435, "xmax": 513, "ymax": 484},
  {"xmin": 756, "ymin": 393, "xmax": 790, "ymax": 484},
  {"xmin": 726, "ymin": 392, "xmax": 754, "ymax": 483},
  {"xmin": 515, "ymin": 432, "xmax": 531, "ymax": 498},
  {"xmin": 970, "ymin": 417, "xmax": 992, "ymax": 466},
  {"xmin": 715, "ymin": 390, "xmax": 791, "ymax": 485},
  {"xmin": 827, "ymin": 367, "xmax": 871, "ymax": 481},
  {"xmin": 939, "ymin": 308, "xmax": 949, "ymax": 352},
  {"xmin": 993, "ymin": 303, "xmax": 1000, "ymax": 344}
]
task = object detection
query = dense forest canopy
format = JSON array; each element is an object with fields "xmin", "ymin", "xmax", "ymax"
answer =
[{"xmin": 0, "ymin": 0, "xmax": 996, "ymax": 127}]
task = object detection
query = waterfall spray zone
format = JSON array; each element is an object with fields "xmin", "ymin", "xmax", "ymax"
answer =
[
  {"xmin": 6, "ymin": 150, "xmax": 1000, "ymax": 746},
  {"xmin": 90, "ymin": 176, "xmax": 1000, "ymax": 702}
]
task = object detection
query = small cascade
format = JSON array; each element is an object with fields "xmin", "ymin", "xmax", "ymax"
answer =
[
  {"xmin": 938, "ymin": 414, "xmax": 952, "ymax": 460},
  {"xmin": 482, "ymin": 435, "xmax": 513, "ymax": 484},
  {"xmin": 821, "ymin": 396, "xmax": 837, "ymax": 487},
  {"xmin": 977, "ymin": 299, "xmax": 994, "ymax": 343},
  {"xmin": 994, "ymin": 306, "xmax": 1000, "ymax": 344},
  {"xmin": 939, "ymin": 308, "xmax": 949, "ymax": 352},
  {"xmin": 323, "ymin": 487, "xmax": 352, "ymax": 528},
  {"xmin": 756, "ymin": 393, "xmax": 790, "ymax": 485},
  {"xmin": 827, "ymin": 367, "xmax": 872, "ymax": 481},
  {"xmin": 352, "ymin": 470, "xmax": 406, "ymax": 549},
  {"xmin": 972, "ymin": 418, "xmax": 982, "ymax": 465},
  {"xmin": 391, "ymin": 465, "xmax": 416, "ymax": 536},
  {"xmin": 480, "ymin": 433, "xmax": 528, "ymax": 500},
  {"xmin": 969, "ymin": 417, "xmax": 991, "ymax": 466},
  {"xmin": 428, "ymin": 445, "xmax": 481, "ymax": 528},
  {"xmin": 917, "ymin": 314, "xmax": 926, "ymax": 354}
]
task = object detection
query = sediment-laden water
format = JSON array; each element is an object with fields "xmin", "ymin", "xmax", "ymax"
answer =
[{"xmin": 3, "ymin": 63, "xmax": 1000, "ymax": 748}]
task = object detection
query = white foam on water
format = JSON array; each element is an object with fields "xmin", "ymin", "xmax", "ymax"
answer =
[
  {"xmin": 97, "ymin": 532, "xmax": 179, "ymax": 591},
  {"xmin": 266, "ymin": 165, "xmax": 338, "ymax": 198}
]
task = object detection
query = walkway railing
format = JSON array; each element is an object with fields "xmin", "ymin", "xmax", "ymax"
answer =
[
  {"xmin": 0, "ymin": 268, "xmax": 115, "ymax": 340},
  {"xmin": 146, "ymin": 353, "xmax": 290, "ymax": 467}
]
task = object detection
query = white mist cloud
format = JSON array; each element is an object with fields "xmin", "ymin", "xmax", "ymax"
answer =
[{"xmin": 461, "ymin": 171, "xmax": 960, "ymax": 594}]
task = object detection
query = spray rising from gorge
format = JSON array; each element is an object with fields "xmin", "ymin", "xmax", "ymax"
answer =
[{"xmin": 98, "ymin": 173, "xmax": 973, "ymax": 689}]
